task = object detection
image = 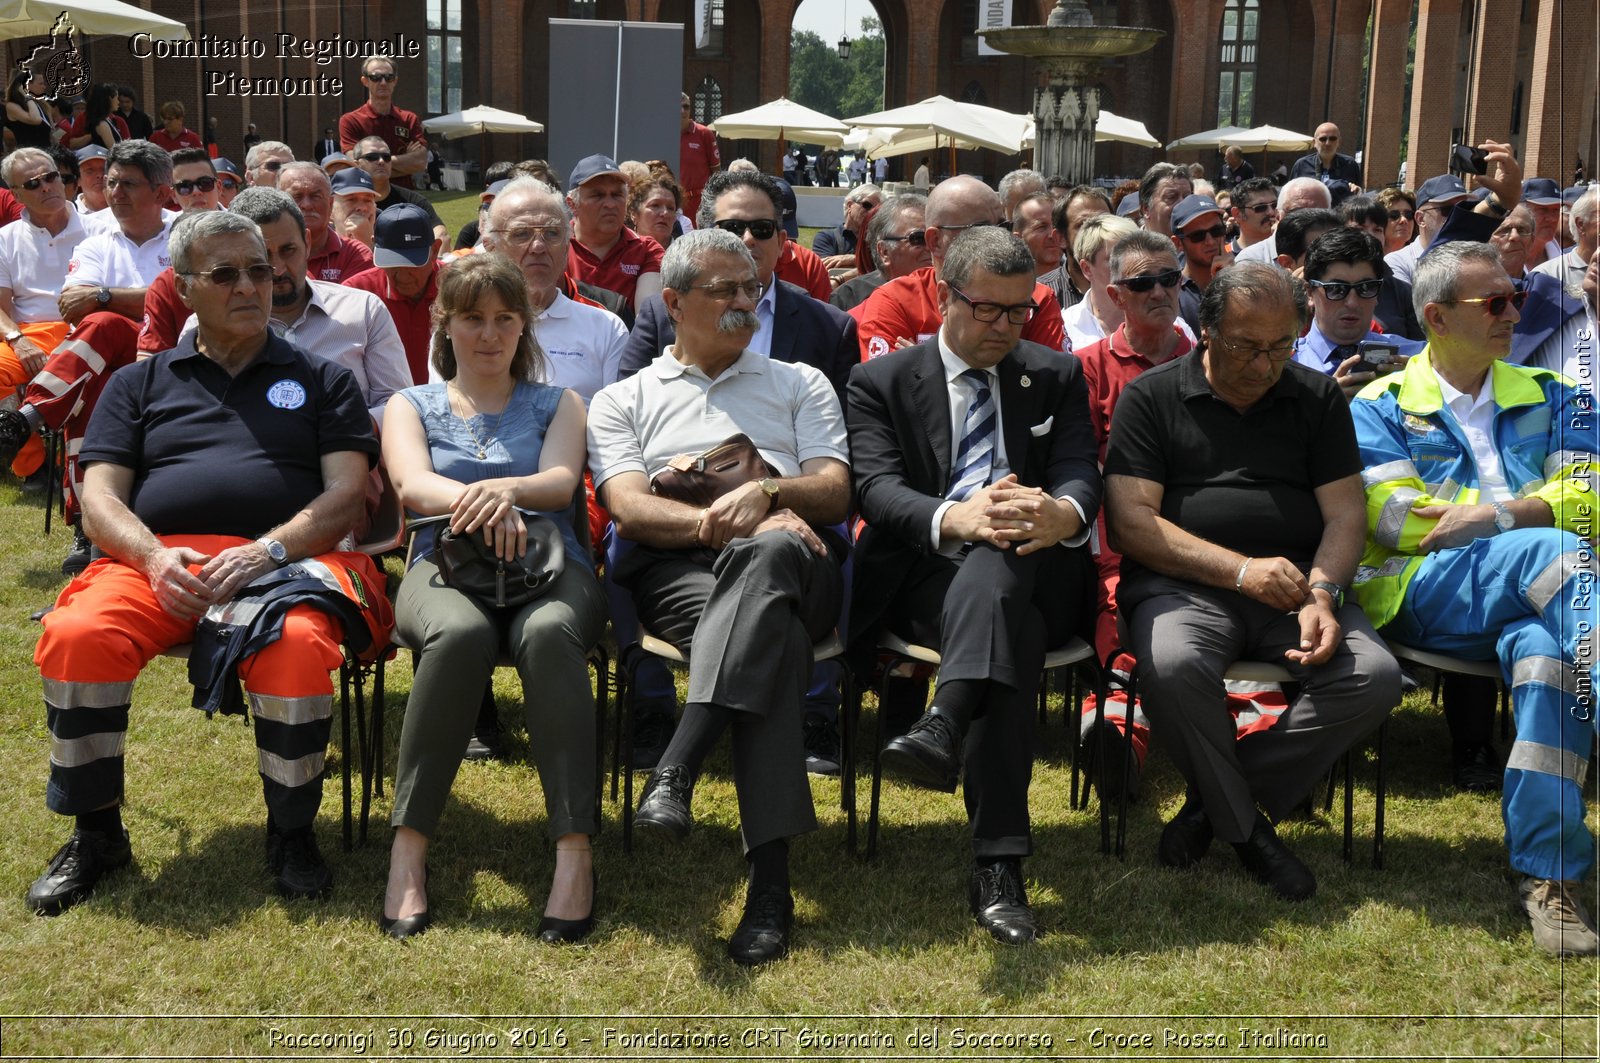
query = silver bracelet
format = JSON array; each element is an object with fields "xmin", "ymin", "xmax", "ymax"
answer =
[{"xmin": 1235, "ymin": 557, "xmax": 1252, "ymax": 593}]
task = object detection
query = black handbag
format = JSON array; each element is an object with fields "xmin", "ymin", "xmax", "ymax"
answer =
[{"xmin": 424, "ymin": 511, "xmax": 565, "ymax": 609}]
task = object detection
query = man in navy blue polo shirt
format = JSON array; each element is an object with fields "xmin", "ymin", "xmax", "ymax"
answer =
[{"xmin": 26, "ymin": 209, "xmax": 390, "ymax": 917}]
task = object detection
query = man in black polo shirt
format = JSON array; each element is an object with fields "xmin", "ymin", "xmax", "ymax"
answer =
[
  {"xmin": 1103, "ymin": 262, "xmax": 1398, "ymax": 902},
  {"xmin": 26, "ymin": 209, "xmax": 389, "ymax": 917}
]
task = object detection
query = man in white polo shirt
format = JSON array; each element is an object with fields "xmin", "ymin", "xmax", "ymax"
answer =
[{"xmin": 59, "ymin": 141, "xmax": 175, "ymax": 327}]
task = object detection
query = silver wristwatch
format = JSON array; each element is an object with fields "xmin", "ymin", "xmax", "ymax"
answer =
[
  {"xmin": 1490, "ymin": 501, "xmax": 1515, "ymax": 534},
  {"xmin": 257, "ymin": 537, "xmax": 289, "ymax": 565}
]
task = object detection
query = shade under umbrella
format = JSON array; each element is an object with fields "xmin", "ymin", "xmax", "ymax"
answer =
[
  {"xmin": 711, "ymin": 97, "xmax": 849, "ymax": 146},
  {"xmin": 0, "ymin": 0, "xmax": 190, "ymax": 41},
  {"xmin": 422, "ymin": 105, "xmax": 545, "ymax": 140}
]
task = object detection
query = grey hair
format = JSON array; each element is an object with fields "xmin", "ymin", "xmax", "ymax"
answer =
[
  {"xmin": 0, "ymin": 146, "xmax": 54, "ymax": 186},
  {"xmin": 660, "ymin": 227, "xmax": 757, "ymax": 292},
  {"xmin": 1572, "ymin": 186, "xmax": 1599, "ymax": 242},
  {"xmin": 228, "ymin": 186, "xmax": 306, "ymax": 240},
  {"xmin": 1413, "ymin": 241, "xmax": 1504, "ymax": 331},
  {"xmin": 1139, "ymin": 162, "xmax": 1188, "ymax": 209},
  {"xmin": 846, "ymin": 182, "xmax": 882, "ymax": 206},
  {"xmin": 868, "ymin": 193, "xmax": 927, "ymax": 269},
  {"xmin": 487, "ymin": 176, "xmax": 569, "ymax": 232},
  {"xmin": 1108, "ymin": 228, "xmax": 1178, "ymax": 281},
  {"xmin": 1277, "ymin": 176, "xmax": 1332, "ymax": 212},
  {"xmin": 1200, "ymin": 261, "xmax": 1308, "ymax": 334},
  {"xmin": 108, "ymin": 139, "xmax": 172, "ymax": 187},
  {"xmin": 940, "ymin": 227, "xmax": 1035, "ymax": 290},
  {"xmin": 726, "ymin": 158, "xmax": 758, "ymax": 174},
  {"xmin": 999, "ymin": 167, "xmax": 1046, "ymax": 202},
  {"xmin": 277, "ymin": 160, "xmax": 330, "ymax": 188},
  {"xmin": 245, "ymin": 141, "xmax": 292, "ymax": 172},
  {"xmin": 1074, "ymin": 213, "xmax": 1139, "ymax": 265},
  {"xmin": 168, "ymin": 209, "xmax": 265, "ymax": 275}
]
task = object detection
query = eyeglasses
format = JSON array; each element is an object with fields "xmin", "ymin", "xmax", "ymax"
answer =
[
  {"xmin": 218, "ymin": 178, "xmax": 240, "ymax": 191},
  {"xmin": 173, "ymin": 176, "xmax": 217, "ymax": 195},
  {"xmin": 1113, "ymin": 268, "xmax": 1182, "ymax": 293},
  {"xmin": 1181, "ymin": 223, "xmax": 1228, "ymax": 243},
  {"xmin": 1387, "ymin": 209, "xmax": 1415, "ymax": 222},
  {"xmin": 881, "ymin": 229, "xmax": 927, "ymax": 247},
  {"xmin": 1445, "ymin": 290, "xmax": 1529, "ymax": 316},
  {"xmin": 364, "ymin": 72, "xmax": 396, "ymax": 83},
  {"xmin": 17, "ymin": 170, "xmax": 60, "ymax": 191},
  {"xmin": 1213, "ymin": 334, "xmax": 1297, "ymax": 362},
  {"xmin": 491, "ymin": 225, "xmax": 566, "ymax": 248},
  {"xmin": 357, "ymin": 151, "xmax": 393, "ymax": 163},
  {"xmin": 1307, "ymin": 277, "xmax": 1384, "ymax": 301},
  {"xmin": 104, "ymin": 177, "xmax": 148, "ymax": 192},
  {"xmin": 179, "ymin": 263, "xmax": 274, "ymax": 287},
  {"xmin": 1492, "ymin": 223, "xmax": 1535, "ymax": 239},
  {"xmin": 950, "ymin": 285, "xmax": 1038, "ymax": 325},
  {"xmin": 260, "ymin": 160, "xmax": 285, "ymax": 173},
  {"xmin": 1241, "ymin": 201, "xmax": 1277, "ymax": 216},
  {"xmin": 687, "ymin": 280, "xmax": 762, "ymax": 301},
  {"xmin": 713, "ymin": 218, "xmax": 778, "ymax": 240}
]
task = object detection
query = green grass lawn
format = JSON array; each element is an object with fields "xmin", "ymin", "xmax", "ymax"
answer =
[{"xmin": 0, "ymin": 443, "xmax": 1595, "ymax": 1050}]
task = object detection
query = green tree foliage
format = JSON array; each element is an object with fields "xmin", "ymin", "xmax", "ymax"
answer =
[{"xmin": 789, "ymin": 16, "xmax": 884, "ymax": 129}]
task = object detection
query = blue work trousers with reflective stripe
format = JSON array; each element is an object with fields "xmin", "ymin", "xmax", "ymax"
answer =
[{"xmin": 1385, "ymin": 527, "xmax": 1599, "ymax": 881}]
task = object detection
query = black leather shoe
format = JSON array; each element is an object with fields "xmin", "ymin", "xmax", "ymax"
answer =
[
  {"xmin": 1453, "ymin": 743, "xmax": 1503, "ymax": 792},
  {"xmin": 537, "ymin": 869, "xmax": 597, "ymax": 945},
  {"xmin": 968, "ymin": 859, "xmax": 1040, "ymax": 945},
  {"xmin": 1157, "ymin": 791, "xmax": 1213, "ymax": 869},
  {"xmin": 635, "ymin": 764, "xmax": 695, "ymax": 840},
  {"xmin": 0, "ymin": 407, "xmax": 32, "ymax": 470},
  {"xmin": 60, "ymin": 527, "xmax": 92, "ymax": 577},
  {"xmin": 629, "ymin": 711, "xmax": 677, "ymax": 771},
  {"xmin": 379, "ymin": 909, "xmax": 432, "ymax": 940},
  {"xmin": 464, "ymin": 686, "xmax": 506, "ymax": 761},
  {"xmin": 1232, "ymin": 815, "xmax": 1316, "ymax": 901},
  {"xmin": 880, "ymin": 710, "xmax": 961, "ymax": 793},
  {"xmin": 26, "ymin": 828, "xmax": 132, "ymax": 916},
  {"xmin": 267, "ymin": 826, "xmax": 333, "ymax": 900},
  {"xmin": 803, "ymin": 714, "xmax": 841, "ymax": 777},
  {"xmin": 727, "ymin": 884, "xmax": 794, "ymax": 966}
]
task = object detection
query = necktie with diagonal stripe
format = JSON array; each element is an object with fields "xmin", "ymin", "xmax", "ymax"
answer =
[{"xmin": 947, "ymin": 368, "xmax": 996, "ymax": 502}]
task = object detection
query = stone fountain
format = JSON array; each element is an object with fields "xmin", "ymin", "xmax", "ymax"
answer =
[{"xmin": 980, "ymin": 0, "xmax": 1163, "ymax": 183}]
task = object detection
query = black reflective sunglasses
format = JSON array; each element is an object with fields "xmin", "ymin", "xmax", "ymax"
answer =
[
  {"xmin": 18, "ymin": 170, "xmax": 60, "ymax": 191},
  {"xmin": 179, "ymin": 263, "xmax": 274, "ymax": 287},
  {"xmin": 1241, "ymin": 201, "xmax": 1277, "ymax": 216},
  {"xmin": 364, "ymin": 72, "xmax": 397, "ymax": 83},
  {"xmin": 357, "ymin": 151, "xmax": 393, "ymax": 163},
  {"xmin": 881, "ymin": 229, "xmax": 926, "ymax": 247},
  {"xmin": 1181, "ymin": 223, "xmax": 1228, "ymax": 243},
  {"xmin": 173, "ymin": 176, "xmax": 217, "ymax": 195},
  {"xmin": 713, "ymin": 218, "xmax": 778, "ymax": 240},
  {"xmin": 1114, "ymin": 268, "xmax": 1182, "ymax": 293},
  {"xmin": 1388, "ymin": 208, "xmax": 1416, "ymax": 222},
  {"xmin": 1307, "ymin": 278, "xmax": 1384, "ymax": 301},
  {"xmin": 260, "ymin": 160, "xmax": 285, "ymax": 173}
]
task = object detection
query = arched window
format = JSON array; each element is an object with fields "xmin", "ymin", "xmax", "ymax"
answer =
[
  {"xmin": 692, "ymin": 76, "xmax": 723, "ymax": 124},
  {"xmin": 1216, "ymin": 0, "xmax": 1258, "ymax": 127},
  {"xmin": 426, "ymin": 0, "xmax": 463, "ymax": 114}
]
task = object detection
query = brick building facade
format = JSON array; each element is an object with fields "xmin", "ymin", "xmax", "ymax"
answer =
[{"xmin": 6, "ymin": 0, "xmax": 1594, "ymax": 189}]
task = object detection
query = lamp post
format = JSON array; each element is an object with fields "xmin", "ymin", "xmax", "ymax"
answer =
[{"xmin": 837, "ymin": 34, "xmax": 851, "ymax": 61}]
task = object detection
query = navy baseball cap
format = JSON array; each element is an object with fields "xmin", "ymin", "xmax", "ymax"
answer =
[
  {"xmin": 373, "ymin": 204, "xmax": 435, "ymax": 267},
  {"xmin": 330, "ymin": 168, "xmax": 377, "ymax": 196},
  {"xmin": 568, "ymin": 153, "xmax": 623, "ymax": 190},
  {"xmin": 1415, "ymin": 174, "xmax": 1469, "ymax": 207},
  {"xmin": 480, "ymin": 178, "xmax": 510, "ymax": 202},
  {"xmin": 1117, "ymin": 194, "xmax": 1142, "ymax": 218},
  {"xmin": 1171, "ymin": 194, "xmax": 1225, "ymax": 231},
  {"xmin": 213, "ymin": 157, "xmax": 242, "ymax": 179},
  {"xmin": 321, "ymin": 151, "xmax": 355, "ymax": 174},
  {"xmin": 1564, "ymin": 184, "xmax": 1595, "ymax": 206},
  {"xmin": 1521, "ymin": 178, "xmax": 1563, "ymax": 205},
  {"xmin": 74, "ymin": 144, "xmax": 109, "ymax": 164}
]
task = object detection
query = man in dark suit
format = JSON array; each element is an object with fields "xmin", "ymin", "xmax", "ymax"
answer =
[
  {"xmin": 846, "ymin": 227, "xmax": 1099, "ymax": 945},
  {"xmin": 618, "ymin": 169, "xmax": 858, "ymax": 398}
]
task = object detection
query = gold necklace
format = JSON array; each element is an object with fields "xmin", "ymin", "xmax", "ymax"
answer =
[{"xmin": 449, "ymin": 381, "xmax": 513, "ymax": 460}]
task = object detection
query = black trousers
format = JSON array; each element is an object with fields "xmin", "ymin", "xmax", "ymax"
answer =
[{"xmin": 888, "ymin": 542, "xmax": 1090, "ymax": 858}]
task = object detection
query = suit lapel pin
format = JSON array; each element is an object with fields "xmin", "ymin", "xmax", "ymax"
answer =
[{"xmin": 1020, "ymin": 375, "xmax": 1031, "ymax": 388}]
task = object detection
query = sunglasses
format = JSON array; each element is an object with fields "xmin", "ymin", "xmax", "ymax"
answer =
[
  {"xmin": 173, "ymin": 176, "xmax": 218, "ymax": 195},
  {"xmin": 1316, "ymin": 136, "xmax": 1339, "ymax": 143},
  {"xmin": 364, "ymin": 72, "xmax": 397, "ymax": 83},
  {"xmin": 1181, "ymin": 223, "xmax": 1228, "ymax": 243},
  {"xmin": 17, "ymin": 170, "xmax": 60, "ymax": 191},
  {"xmin": 1307, "ymin": 278, "xmax": 1384, "ymax": 301},
  {"xmin": 1241, "ymin": 201, "xmax": 1277, "ymax": 216},
  {"xmin": 881, "ymin": 229, "xmax": 927, "ymax": 247},
  {"xmin": 260, "ymin": 160, "xmax": 285, "ymax": 172},
  {"xmin": 357, "ymin": 151, "xmax": 393, "ymax": 163},
  {"xmin": 1114, "ymin": 268, "xmax": 1182, "ymax": 293},
  {"xmin": 1387, "ymin": 209, "xmax": 1415, "ymax": 222},
  {"xmin": 1446, "ymin": 290, "xmax": 1529, "ymax": 316},
  {"xmin": 713, "ymin": 218, "xmax": 778, "ymax": 240},
  {"xmin": 218, "ymin": 178, "xmax": 240, "ymax": 191},
  {"xmin": 180, "ymin": 263, "xmax": 274, "ymax": 287}
]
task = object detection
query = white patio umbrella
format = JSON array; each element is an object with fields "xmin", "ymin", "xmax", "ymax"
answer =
[
  {"xmin": 1224, "ymin": 124, "xmax": 1314, "ymax": 152},
  {"xmin": 711, "ymin": 97, "xmax": 849, "ymax": 147},
  {"xmin": 1165, "ymin": 124, "xmax": 1250, "ymax": 152},
  {"xmin": 1022, "ymin": 110, "xmax": 1160, "ymax": 150},
  {"xmin": 422, "ymin": 105, "xmax": 545, "ymax": 140},
  {"xmin": 845, "ymin": 95, "xmax": 1031, "ymax": 167},
  {"xmin": 0, "ymin": 0, "xmax": 190, "ymax": 40}
]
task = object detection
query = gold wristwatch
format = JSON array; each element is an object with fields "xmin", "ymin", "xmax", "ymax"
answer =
[{"xmin": 757, "ymin": 477, "xmax": 781, "ymax": 509}]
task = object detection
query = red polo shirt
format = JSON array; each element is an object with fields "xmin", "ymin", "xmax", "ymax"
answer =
[
  {"xmin": 149, "ymin": 128, "xmax": 203, "ymax": 153},
  {"xmin": 566, "ymin": 226, "xmax": 663, "ymax": 309},
  {"xmin": 137, "ymin": 268, "xmax": 191, "ymax": 353},
  {"xmin": 343, "ymin": 262, "xmax": 439, "ymax": 384},
  {"xmin": 678, "ymin": 120, "xmax": 720, "ymax": 219},
  {"xmin": 776, "ymin": 240, "xmax": 833, "ymax": 301},
  {"xmin": 856, "ymin": 267, "xmax": 1064, "ymax": 361},
  {"xmin": 338, "ymin": 101, "xmax": 427, "ymax": 189},
  {"xmin": 306, "ymin": 230, "xmax": 375, "ymax": 284},
  {"xmin": 1074, "ymin": 322, "xmax": 1194, "ymax": 462},
  {"xmin": 0, "ymin": 188, "xmax": 22, "ymax": 227}
]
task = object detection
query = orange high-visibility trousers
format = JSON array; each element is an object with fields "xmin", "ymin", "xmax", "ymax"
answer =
[{"xmin": 0, "ymin": 319, "xmax": 70, "ymax": 476}]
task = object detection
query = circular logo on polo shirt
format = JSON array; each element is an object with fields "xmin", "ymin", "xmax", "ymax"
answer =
[
  {"xmin": 866, "ymin": 335, "xmax": 890, "ymax": 360},
  {"xmin": 267, "ymin": 379, "xmax": 308, "ymax": 410}
]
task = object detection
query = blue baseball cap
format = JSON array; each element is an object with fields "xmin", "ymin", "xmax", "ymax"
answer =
[
  {"xmin": 1414, "ymin": 174, "xmax": 1469, "ymax": 207},
  {"xmin": 1116, "ymin": 194, "xmax": 1142, "ymax": 218},
  {"xmin": 373, "ymin": 204, "xmax": 435, "ymax": 268},
  {"xmin": 568, "ymin": 153, "xmax": 623, "ymax": 190},
  {"xmin": 330, "ymin": 168, "xmax": 376, "ymax": 196},
  {"xmin": 213, "ymin": 157, "xmax": 242, "ymax": 179},
  {"xmin": 1171, "ymin": 194, "xmax": 1225, "ymax": 232},
  {"xmin": 321, "ymin": 151, "xmax": 355, "ymax": 174},
  {"xmin": 1521, "ymin": 177, "xmax": 1562, "ymax": 205}
]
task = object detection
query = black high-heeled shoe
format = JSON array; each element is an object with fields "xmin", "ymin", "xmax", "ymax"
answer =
[
  {"xmin": 536, "ymin": 868, "xmax": 597, "ymax": 944},
  {"xmin": 379, "ymin": 864, "xmax": 430, "ymax": 940}
]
